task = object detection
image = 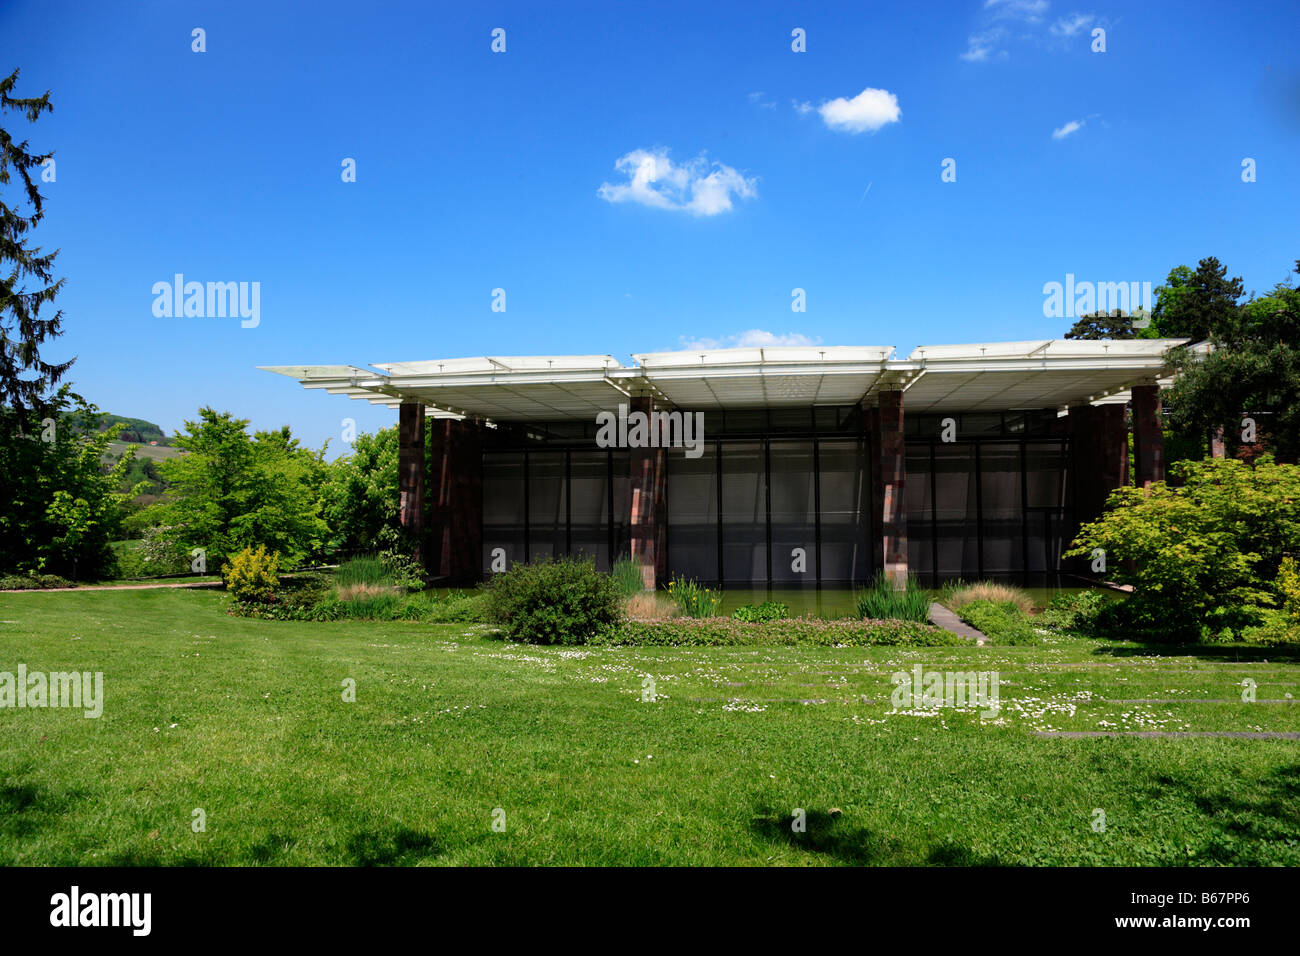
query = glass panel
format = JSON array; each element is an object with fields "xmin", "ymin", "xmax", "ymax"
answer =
[
  {"xmin": 611, "ymin": 450, "xmax": 631, "ymax": 562},
  {"xmin": 721, "ymin": 441, "xmax": 766, "ymax": 584},
  {"xmin": 1026, "ymin": 441, "xmax": 1069, "ymax": 508},
  {"xmin": 723, "ymin": 409, "xmax": 767, "ymax": 434},
  {"xmin": 770, "ymin": 407, "xmax": 814, "ymax": 433},
  {"xmin": 527, "ymin": 451, "xmax": 565, "ymax": 562},
  {"xmin": 569, "ymin": 450, "xmax": 610, "ymax": 570},
  {"xmin": 980, "ymin": 442, "xmax": 1022, "ymax": 574},
  {"xmin": 666, "ymin": 443, "xmax": 717, "ymax": 582},
  {"xmin": 482, "ymin": 452, "xmax": 525, "ymax": 573},
  {"xmin": 905, "ymin": 445, "xmax": 934, "ymax": 576},
  {"xmin": 770, "ymin": 441, "xmax": 816, "ymax": 584},
  {"xmin": 819, "ymin": 439, "xmax": 871, "ymax": 584},
  {"xmin": 933, "ymin": 444, "xmax": 978, "ymax": 577}
]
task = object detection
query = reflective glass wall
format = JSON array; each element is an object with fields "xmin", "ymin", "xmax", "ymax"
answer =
[
  {"xmin": 481, "ymin": 448, "xmax": 628, "ymax": 574},
  {"xmin": 666, "ymin": 436, "xmax": 872, "ymax": 587},
  {"xmin": 480, "ymin": 406, "xmax": 1072, "ymax": 585}
]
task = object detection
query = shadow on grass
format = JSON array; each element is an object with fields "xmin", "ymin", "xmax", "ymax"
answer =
[
  {"xmin": 750, "ymin": 806, "xmax": 1001, "ymax": 866},
  {"xmin": 0, "ymin": 774, "xmax": 92, "ymax": 843},
  {"xmin": 1144, "ymin": 763, "xmax": 1300, "ymax": 865},
  {"xmin": 344, "ymin": 825, "xmax": 444, "ymax": 866},
  {"xmin": 1089, "ymin": 642, "xmax": 1300, "ymax": 664}
]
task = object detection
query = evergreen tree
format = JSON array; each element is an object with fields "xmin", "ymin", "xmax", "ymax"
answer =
[{"xmin": 0, "ymin": 68, "xmax": 70, "ymax": 412}]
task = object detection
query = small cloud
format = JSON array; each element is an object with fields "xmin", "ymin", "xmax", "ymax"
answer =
[
  {"xmin": 1051, "ymin": 13, "xmax": 1095, "ymax": 36},
  {"xmin": 960, "ymin": 27, "xmax": 1009, "ymax": 62},
  {"xmin": 813, "ymin": 87, "xmax": 901, "ymax": 134},
  {"xmin": 598, "ymin": 148, "xmax": 758, "ymax": 217},
  {"xmin": 748, "ymin": 91, "xmax": 777, "ymax": 109},
  {"xmin": 678, "ymin": 329, "xmax": 823, "ymax": 350},
  {"xmin": 1052, "ymin": 119, "xmax": 1085, "ymax": 140},
  {"xmin": 985, "ymin": 0, "xmax": 1049, "ymax": 22},
  {"xmin": 793, "ymin": 99, "xmax": 815, "ymax": 115}
]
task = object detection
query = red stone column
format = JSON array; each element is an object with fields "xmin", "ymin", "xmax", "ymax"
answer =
[
  {"xmin": 398, "ymin": 402, "xmax": 426, "ymax": 567},
  {"xmin": 1070, "ymin": 402, "xmax": 1129, "ymax": 524},
  {"xmin": 427, "ymin": 418, "xmax": 483, "ymax": 584},
  {"xmin": 1131, "ymin": 384, "xmax": 1165, "ymax": 488},
  {"xmin": 628, "ymin": 396, "xmax": 667, "ymax": 588},
  {"xmin": 874, "ymin": 391, "xmax": 908, "ymax": 589},
  {"xmin": 867, "ymin": 406, "xmax": 884, "ymax": 575}
]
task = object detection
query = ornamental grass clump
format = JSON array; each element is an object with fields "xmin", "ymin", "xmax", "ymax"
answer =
[
  {"xmin": 856, "ymin": 573, "xmax": 932, "ymax": 623},
  {"xmin": 942, "ymin": 580, "xmax": 1035, "ymax": 615}
]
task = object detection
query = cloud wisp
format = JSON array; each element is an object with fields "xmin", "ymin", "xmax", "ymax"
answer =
[
  {"xmin": 597, "ymin": 148, "xmax": 758, "ymax": 217},
  {"xmin": 677, "ymin": 329, "xmax": 823, "ymax": 350}
]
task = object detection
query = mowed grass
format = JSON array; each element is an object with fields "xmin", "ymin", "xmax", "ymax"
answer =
[{"xmin": 1, "ymin": 589, "xmax": 1299, "ymax": 866}]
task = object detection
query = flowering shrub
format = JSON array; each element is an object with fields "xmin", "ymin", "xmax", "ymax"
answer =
[
  {"xmin": 591, "ymin": 616, "xmax": 960, "ymax": 647},
  {"xmin": 667, "ymin": 575, "xmax": 723, "ymax": 618}
]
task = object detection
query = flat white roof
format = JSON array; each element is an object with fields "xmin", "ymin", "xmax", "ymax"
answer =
[{"xmin": 261, "ymin": 339, "xmax": 1191, "ymax": 422}]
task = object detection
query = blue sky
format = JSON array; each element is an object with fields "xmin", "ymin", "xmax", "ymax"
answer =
[{"xmin": 3, "ymin": 0, "xmax": 1297, "ymax": 454}]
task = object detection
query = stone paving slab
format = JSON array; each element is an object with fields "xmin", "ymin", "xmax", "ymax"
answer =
[{"xmin": 927, "ymin": 602, "xmax": 987, "ymax": 645}]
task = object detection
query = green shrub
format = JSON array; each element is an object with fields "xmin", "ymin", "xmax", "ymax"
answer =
[
  {"xmin": 378, "ymin": 549, "xmax": 425, "ymax": 592},
  {"xmin": 1239, "ymin": 609, "xmax": 1300, "ymax": 646},
  {"xmin": 611, "ymin": 557, "xmax": 646, "ymax": 598},
  {"xmin": 0, "ymin": 573, "xmax": 75, "ymax": 590},
  {"xmin": 1065, "ymin": 455, "xmax": 1300, "ymax": 630},
  {"xmin": 486, "ymin": 558, "xmax": 622, "ymax": 644},
  {"xmin": 1278, "ymin": 556, "xmax": 1300, "ymax": 621},
  {"xmin": 1039, "ymin": 590, "xmax": 1112, "ymax": 632},
  {"xmin": 732, "ymin": 601, "xmax": 790, "ymax": 623},
  {"xmin": 667, "ymin": 575, "xmax": 723, "ymax": 618},
  {"xmin": 956, "ymin": 600, "xmax": 1038, "ymax": 645},
  {"xmin": 592, "ymin": 616, "xmax": 960, "ymax": 648},
  {"xmin": 856, "ymin": 573, "xmax": 932, "ymax": 623},
  {"xmin": 223, "ymin": 545, "xmax": 281, "ymax": 603},
  {"xmin": 228, "ymin": 582, "xmax": 494, "ymax": 624}
]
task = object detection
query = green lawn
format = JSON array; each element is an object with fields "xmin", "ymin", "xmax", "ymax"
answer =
[{"xmin": 1, "ymin": 589, "xmax": 1298, "ymax": 866}]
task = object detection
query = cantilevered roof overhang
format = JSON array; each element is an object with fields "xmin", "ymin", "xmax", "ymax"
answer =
[{"xmin": 260, "ymin": 338, "xmax": 1192, "ymax": 422}]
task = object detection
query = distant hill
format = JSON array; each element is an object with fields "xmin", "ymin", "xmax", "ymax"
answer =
[{"xmin": 97, "ymin": 414, "xmax": 171, "ymax": 446}]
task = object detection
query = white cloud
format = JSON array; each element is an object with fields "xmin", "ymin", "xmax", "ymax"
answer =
[
  {"xmin": 747, "ymin": 91, "xmax": 777, "ymax": 109},
  {"xmin": 985, "ymin": 0, "xmax": 1049, "ymax": 22},
  {"xmin": 1052, "ymin": 118, "xmax": 1084, "ymax": 139},
  {"xmin": 678, "ymin": 329, "xmax": 823, "ymax": 350},
  {"xmin": 1051, "ymin": 13, "xmax": 1095, "ymax": 36},
  {"xmin": 960, "ymin": 28, "xmax": 1007, "ymax": 62},
  {"xmin": 814, "ymin": 87, "xmax": 902, "ymax": 134},
  {"xmin": 597, "ymin": 148, "xmax": 757, "ymax": 217}
]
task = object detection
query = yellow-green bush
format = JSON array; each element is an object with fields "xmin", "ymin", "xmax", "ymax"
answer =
[
  {"xmin": 223, "ymin": 545, "xmax": 281, "ymax": 603},
  {"xmin": 1278, "ymin": 557, "xmax": 1300, "ymax": 621}
]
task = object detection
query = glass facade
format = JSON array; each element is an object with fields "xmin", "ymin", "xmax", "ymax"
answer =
[
  {"xmin": 904, "ymin": 436, "xmax": 1074, "ymax": 582},
  {"xmin": 480, "ymin": 406, "xmax": 1073, "ymax": 584},
  {"xmin": 481, "ymin": 448, "xmax": 627, "ymax": 575}
]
